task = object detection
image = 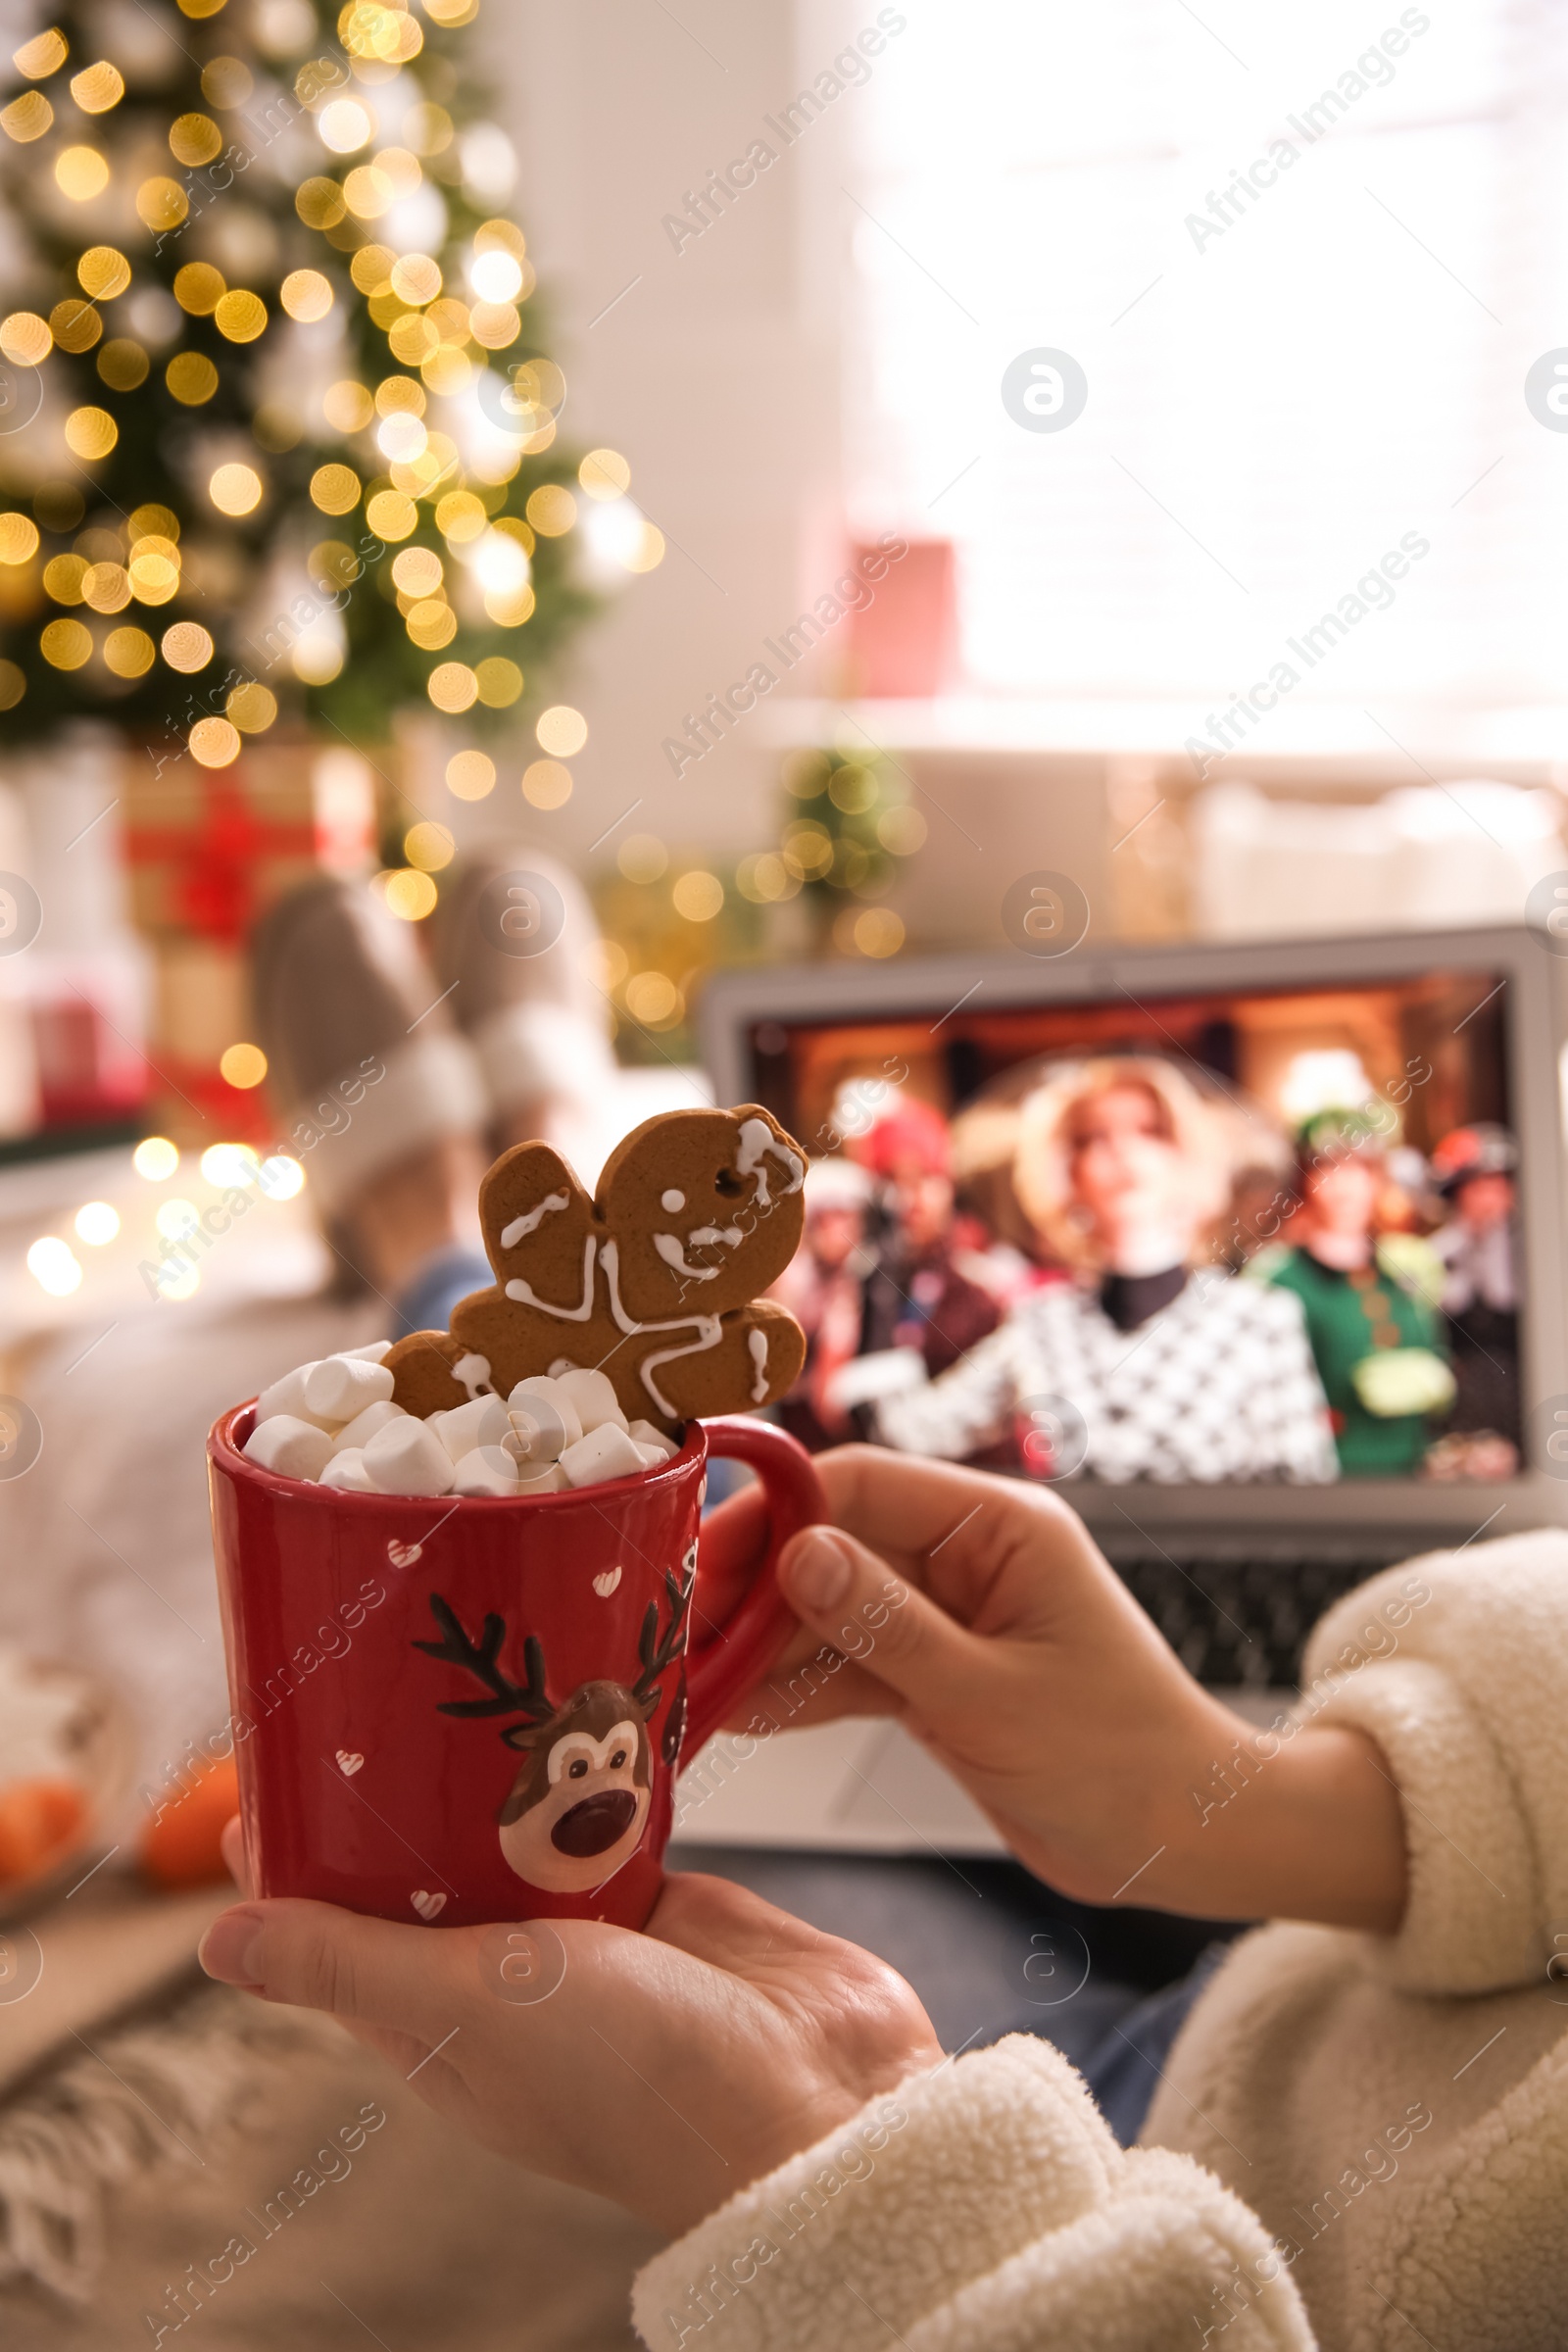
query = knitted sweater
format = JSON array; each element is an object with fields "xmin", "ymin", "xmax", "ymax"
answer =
[{"xmin": 632, "ymin": 1529, "xmax": 1568, "ymax": 2350}]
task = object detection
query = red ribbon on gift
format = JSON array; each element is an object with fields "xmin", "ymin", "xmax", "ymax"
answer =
[{"xmin": 125, "ymin": 775, "xmax": 319, "ymax": 944}]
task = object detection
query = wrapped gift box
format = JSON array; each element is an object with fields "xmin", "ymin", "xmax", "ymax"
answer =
[{"xmin": 122, "ymin": 742, "xmax": 375, "ymax": 944}]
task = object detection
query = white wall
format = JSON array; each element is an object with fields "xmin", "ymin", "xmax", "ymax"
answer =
[{"xmin": 473, "ymin": 0, "xmax": 857, "ymax": 871}]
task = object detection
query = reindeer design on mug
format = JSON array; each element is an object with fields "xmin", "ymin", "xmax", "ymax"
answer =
[{"xmin": 414, "ymin": 1548, "xmax": 694, "ymax": 1893}]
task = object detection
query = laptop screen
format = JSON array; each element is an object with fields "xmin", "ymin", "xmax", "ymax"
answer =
[{"xmin": 742, "ymin": 965, "xmax": 1519, "ymax": 1487}]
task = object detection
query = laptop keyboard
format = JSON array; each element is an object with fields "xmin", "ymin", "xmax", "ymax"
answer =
[{"xmin": 1105, "ymin": 1548, "xmax": 1402, "ymax": 1690}]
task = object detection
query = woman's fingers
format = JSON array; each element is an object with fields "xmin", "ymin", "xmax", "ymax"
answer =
[
  {"xmin": 198, "ymin": 1898, "xmax": 477, "ymax": 2042},
  {"xmin": 220, "ymin": 1813, "xmax": 253, "ymax": 1898},
  {"xmin": 811, "ymin": 1446, "xmax": 1092, "ymax": 1622},
  {"xmin": 775, "ymin": 1524, "xmax": 995, "ymax": 1722},
  {"xmin": 647, "ymin": 1870, "xmax": 840, "ymax": 1968}
]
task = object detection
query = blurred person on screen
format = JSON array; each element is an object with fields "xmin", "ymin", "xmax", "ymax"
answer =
[
  {"xmin": 874, "ymin": 1057, "xmax": 1335, "ymax": 1484},
  {"xmin": 1426, "ymin": 1122, "xmax": 1520, "ymax": 1468},
  {"xmin": 771, "ymin": 1156, "xmax": 876, "ymax": 1449},
  {"xmin": 1255, "ymin": 1112, "xmax": 1453, "ymax": 1478},
  {"xmin": 853, "ymin": 1099, "xmax": 1003, "ymax": 1375}
]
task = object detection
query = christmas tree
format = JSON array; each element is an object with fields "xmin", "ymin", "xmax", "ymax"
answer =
[{"xmin": 0, "ymin": 0, "xmax": 655, "ymax": 774}]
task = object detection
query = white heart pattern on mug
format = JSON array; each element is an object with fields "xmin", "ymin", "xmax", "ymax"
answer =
[
  {"xmin": 387, "ymin": 1538, "xmax": 423, "ymax": 1569},
  {"xmin": 410, "ymin": 1890, "xmax": 446, "ymax": 1921},
  {"xmin": 592, "ymin": 1565, "xmax": 622, "ymax": 1598},
  {"xmin": 336, "ymin": 1749, "xmax": 364, "ymax": 1777}
]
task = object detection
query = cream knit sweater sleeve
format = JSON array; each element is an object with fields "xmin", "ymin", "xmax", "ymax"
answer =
[
  {"xmin": 1294, "ymin": 1525, "xmax": 1568, "ymax": 1994},
  {"xmin": 631, "ymin": 2034, "xmax": 1314, "ymax": 2350}
]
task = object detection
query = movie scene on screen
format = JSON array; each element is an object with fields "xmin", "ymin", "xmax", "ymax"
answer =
[{"xmin": 754, "ymin": 968, "xmax": 1519, "ymax": 1487}]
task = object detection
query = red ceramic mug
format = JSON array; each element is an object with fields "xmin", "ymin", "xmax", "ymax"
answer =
[{"xmin": 207, "ymin": 1406, "xmax": 820, "ymax": 1930}]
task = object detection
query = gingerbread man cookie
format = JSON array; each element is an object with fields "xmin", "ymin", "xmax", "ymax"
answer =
[{"xmin": 385, "ymin": 1105, "xmax": 808, "ymax": 1434}]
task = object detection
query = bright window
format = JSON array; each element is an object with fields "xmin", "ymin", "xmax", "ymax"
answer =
[{"xmin": 846, "ymin": 2, "xmax": 1568, "ymax": 710}]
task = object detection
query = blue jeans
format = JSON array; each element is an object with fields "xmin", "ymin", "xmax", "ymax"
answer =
[
  {"xmin": 391, "ymin": 1246, "xmax": 492, "ymax": 1340},
  {"xmin": 1078, "ymin": 1943, "xmax": 1227, "ymax": 2145}
]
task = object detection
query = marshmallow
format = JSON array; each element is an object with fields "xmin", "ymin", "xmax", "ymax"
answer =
[
  {"xmin": 628, "ymin": 1419, "xmax": 677, "ymax": 1459},
  {"xmin": 304, "ymin": 1354, "xmax": 396, "ymax": 1425},
  {"xmin": 320, "ymin": 1447, "xmax": 378, "ymax": 1493},
  {"xmin": 254, "ymin": 1361, "xmax": 331, "ymax": 1429},
  {"xmin": 504, "ymin": 1396, "xmax": 573, "ymax": 1466},
  {"xmin": 330, "ymin": 1398, "xmax": 405, "ymax": 1455},
  {"xmin": 508, "ymin": 1376, "xmax": 582, "ymax": 1448},
  {"xmin": 635, "ymin": 1443, "xmax": 673, "ymax": 1469},
  {"xmin": 514, "ymin": 1460, "xmax": 568, "ymax": 1494},
  {"xmin": 363, "ymin": 1416, "xmax": 456, "ymax": 1496},
  {"xmin": 431, "ymin": 1395, "xmax": 511, "ymax": 1463},
  {"xmin": 452, "ymin": 1445, "xmax": 521, "ymax": 1497},
  {"xmin": 342, "ymin": 1340, "xmax": 393, "ymax": 1362},
  {"xmin": 559, "ymin": 1421, "xmax": 646, "ymax": 1489},
  {"xmin": 554, "ymin": 1367, "xmax": 626, "ymax": 1435},
  {"xmin": 244, "ymin": 1414, "xmax": 334, "ymax": 1482}
]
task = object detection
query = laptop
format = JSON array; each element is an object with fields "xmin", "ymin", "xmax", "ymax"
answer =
[{"xmin": 673, "ymin": 923, "xmax": 1566, "ymax": 1858}]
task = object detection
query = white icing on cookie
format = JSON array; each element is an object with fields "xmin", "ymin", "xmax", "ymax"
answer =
[
  {"xmin": 654, "ymin": 1233, "xmax": 721, "ymax": 1280},
  {"xmin": 452, "ymin": 1351, "xmax": 493, "ymax": 1398},
  {"xmin": 505, "ymin": 1234, "xmax": 597, "ymax": 1321},
  {"xmin": 661, "ymin": 1190, "xmax": 685, "ymax": 1212},
  {"xmin": 735, "ymin": 1116, "xmax": 805, "ymax": 1210},
  {"xmin": 652, "ymin": 1224, "xmax": 745, "ymax": 1280},
  {"xmin": 600, "ymin": 1237, "xmax": 726, "ymax": 1416},
  {"xmin": 639, "ymin": 1321, "xmax": 724, "ymax": 1418},
  {"xmin": 748, "ymin": 1326, "xmax": 768, "ymax": 1401},
  {"xmin": 500, "ymin": 1191, "xmax": 569, "ymax": 1250}
]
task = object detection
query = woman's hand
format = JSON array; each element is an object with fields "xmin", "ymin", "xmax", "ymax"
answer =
[
  {"xmin": 199, "ymin": 1843, "xmax": 941, "ymax": 2239},
  {"xmin": 721, "ymin": 1447, "xmax": 1406, "ymax": 1932}
]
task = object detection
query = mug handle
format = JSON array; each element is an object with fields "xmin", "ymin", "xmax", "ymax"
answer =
[{"xmin": 680, "ymin": 1416, "xmax": 824, "ymax": 1760}]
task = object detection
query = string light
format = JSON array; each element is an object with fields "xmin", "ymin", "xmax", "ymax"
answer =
[
  {"xmin": 189, "ymin": 716, "xmax": 241, "ymax": 766},
  {"xmin": 427, "ymin": 661, "xmax": 477, "ymax": 712},
  {"xmin": 208, "ymin": 464, "xmax": 263, "ymax": 515},
  {"xmin": 219, "ymin": 1044, "xmax": 268, "ymax": 1088},
  {"xmin": 475, "ymin": 657, "xmax": 522, "ymax": 707},
  {"xmin": 56, "ymin": 146, "xmax": 108, "ymax": 199},
  {"xmin": 522, "ymin": 760, "xmax": 571, "ymax": 809},
  {"xmin": 14, "ymin": 28, "xmax": 69, "ymax": 76},
  {"xmin": 169, "ymin": 112, "xmax": 221, "ymax": 164},
  {"xmin": 280, "ymin": 270, "xmax": 333, "ymax": 321},
  {"xmin": 213, "ymin": 289, "xmax": 267, "ymax": 342},
  {"xmin": 64, "ymin": 407, "xmax": 118, "ymax": 460},
  {"xmin": 78, "ymin": 247, "xmax": 130, "ymax": 299},
  {"xmin": 162, "ymin": 621, "xmax": 214, "ymax": 670},
  {"xmin": 3, "ymin": 93, "xmax": 54, "ymax": 140},
  {"xmin": 167, "ymin": 353, "xmax": 219, "ymax": 404},
  {"xmin": 536, "ymin": 704, "xmax": 587, "ymax": 757},
  {"xmin": 70, "ymin": 62, "xmax": 123, "ymax": 112},
  {"xmin": 0, "ymin": 313, "xmax": 50, "ymax": 365},
  {"xmin": 104, "ymin": 626, "xmax": 155, "ymax": 676}
]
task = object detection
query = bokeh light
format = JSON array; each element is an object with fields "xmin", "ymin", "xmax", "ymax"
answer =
[
  {"xmin": 404, "ymin": 820, "xmax": 455, "ymax": 870},
  {"xmin": 27, "ymin": 1236, "xmax": 82, "ymax": 1296},
  {"xmin": 134, "ymin": 1136, "xmax": 180, "ymax": 1181},
  {"xmin": 521, "ymin": 759, "xmax": 571, "ymax": 809},
  {"xmin": 536, "ymin": 704, "xmax": 586, "ymax": 757},
  {"xmin": 445, "ymin": 749, "xmax": 495, "ymax": 800},
  {"xmin": 209, "ymin": 464, "xmax": 262, "ymax": 515},
  {"xmin": 202, "ymin": 1143, "xmax": 261, "ymax": 1187},
  {"xmin": 219, "ymin": 1042, "xmax": 268, "ymax": 1089},
  {"xmin": 383, "ymin": 867, "xmax": 438, "ymax": 919},
  {"xmin": 672, "ymin": 869, "xmax": 725, "ymax": 922},
  {"xmin": 189, "ymin": 716, "xmax": 241, "ymax": 766},
  {"xmin": 74, "ymin": 1201, "xmax": 120, "ymax": 1246},
  {"xmin": 162, "ymin": 622, "xmax": 214, "ymax": 671}
]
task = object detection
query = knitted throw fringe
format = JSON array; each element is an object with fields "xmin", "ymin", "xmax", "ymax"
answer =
[{"xmin": 0, "ymin": 1979, "xmax": 330, "ymax": 2305}]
